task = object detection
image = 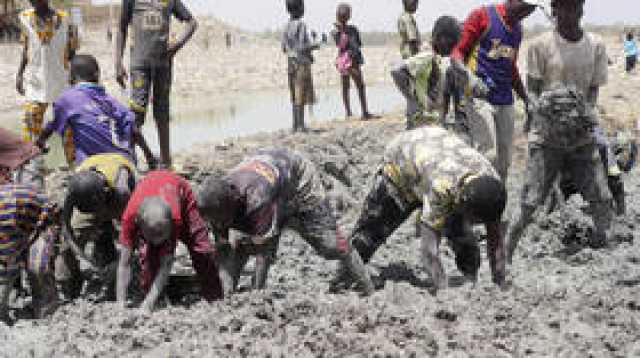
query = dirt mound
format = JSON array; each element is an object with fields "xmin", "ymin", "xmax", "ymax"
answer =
[{"xmin": 5, "ymin": 118, "xmax": 640, "ymax": 357}]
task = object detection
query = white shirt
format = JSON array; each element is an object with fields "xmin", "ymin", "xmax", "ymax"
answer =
[
  {"xmin": 527, "ymin": 31, "xmax": 608, "ymax": 99},
  {"xmin": 19, "ymin": 9, "xmax": 72, "ymax": 103}
]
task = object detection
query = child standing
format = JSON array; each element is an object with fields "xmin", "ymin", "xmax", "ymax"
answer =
[
  {"xmin": 332, "ymin": 3, "xmax": 376, "ymax": 120},
  {"xmin": 282, "ymin": 0, "xmax": 318, "ymax": 133},
  {"xmin": 624, "ymin": 32, "xmax": 637, "ymax": 73},
  {"xmin": 398, "ymin": 0, "xmax": 421, "ymax": 59},
  {"xmin": 16, "ymin": 0, "xmax": 79, "ymax": 185}
]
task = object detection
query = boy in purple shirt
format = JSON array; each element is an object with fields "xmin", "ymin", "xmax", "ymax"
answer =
[{"xmin": 36, "ymin": 54, "xmax": 156, "ymax": 167}]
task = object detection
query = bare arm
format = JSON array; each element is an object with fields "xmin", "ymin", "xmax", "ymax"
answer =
[
  {"xmin": 485, "ymin": 221, "xmax": 506, "ymax": 287},
  {"xmin": 513, "ymin": 74, "xmax": 528, "ymax": 104},
  {"xmin": 417, "ymin": 222, "xmax": 446, "ymax": 292},
  {"xmin": 16, "ymin": 39, "xmax": 27, "ymax": 95},
  {"xmin": 168, "ymin": 18, "xmax": 198, "ymax": 56},
  {"xmin": 586, "ymin": 86, "xmax": 599, "ymax": 107},
  {"xmin": 35, "ymin": 126, "xmax": 55, "ymax": 151},
  {"xmin": 113, "ymin": 168, "xmax": 133, "ymax": 216},
  {"xmin": 116, "ymin": 245, "xmax": 132, "ymax": 306},
  {"xmin": 524, "ymin": 76, "xmax": 544, "ymax": 133},
  {"xmin": 408, "ymin": 41, "xmax": 420, "ymax": 57},
  {"xmin": 140, "ymin": 255, "xmax": 173, "ymax": 312}
]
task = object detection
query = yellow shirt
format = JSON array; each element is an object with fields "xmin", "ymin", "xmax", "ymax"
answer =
[{"xmin": 76, "ymin": 154, "xmax": 135, "ymax": 188}]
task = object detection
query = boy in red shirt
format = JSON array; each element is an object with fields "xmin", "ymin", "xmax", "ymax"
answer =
[
  {"xmin": 452, "ymin": 0, "xmax": 539, "ymax": 182},
  {"xmin": 116, "ymin": 171, "xmax": 222, "ymax": 312}
]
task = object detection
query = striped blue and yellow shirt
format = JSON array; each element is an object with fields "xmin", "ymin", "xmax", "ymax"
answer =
[{"xmin": 0, "ymin": 184, "xmax": 53, "ymax": 262}]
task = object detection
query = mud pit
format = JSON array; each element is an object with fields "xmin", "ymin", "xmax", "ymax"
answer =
[{"xmin": 3, "ymin": 117, "xmax": 640, "ymax": 357}]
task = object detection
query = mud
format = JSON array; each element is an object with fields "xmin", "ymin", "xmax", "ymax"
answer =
[{"xmin": 3, "ymin": 117, "xmax": 640, "ymax": 358}]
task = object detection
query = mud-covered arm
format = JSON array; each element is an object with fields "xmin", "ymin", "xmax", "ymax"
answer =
[
  {"xmin": 524, "ymin": 75, "xmax": 544, "ymax": 133},
  {"xmin": 116, "ymin": 245, "xmax": 132, "ymax": 306},
  {"xmin": 117, "ymin": 209, "xmax": 138, "ymax": 306},
  {"xmin": 417, "ymin": 221, "xmax": 446, "ymax": 290},
  {"xmin": 60, "ymin": 195, "xmax": 98, "ymax": 271},
  {"xmin": 140, "ymin": 255, "xmax": 174, "ymax": 312},
  {"xmin": 485, "ymin": 221, "xmax": 505, "ymax": 287}
]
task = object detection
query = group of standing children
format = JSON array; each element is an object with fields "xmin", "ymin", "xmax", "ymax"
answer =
[{"xmin": 282, "ymin": 0, "xmax": 377, "ymax": 133}]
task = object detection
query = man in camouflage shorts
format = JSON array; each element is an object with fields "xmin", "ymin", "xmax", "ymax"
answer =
[
  {"xmin": 197, "ymin": 148, "xmax": 374, "ymax": 295},
  {"xmin": 115, "ymin": 0, "xmax": 198, "ymax": 169},
  {"xmin": 336, "ymin": 127, "xmax": 508, "ymax": 293}
]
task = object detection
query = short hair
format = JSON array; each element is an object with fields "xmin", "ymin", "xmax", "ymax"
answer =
[
  {"xmin": 402, "ymin": 0, "xmax": 418, "ymax": 10},
  {"xmin": 550, "ymin": 0, "xmax": 585, "ymax": 8},
  {"xmin": 70, "ymin": 54, "xmax": 100, "ymax": 83},
  {"xmin": 432, "ymin": 15, "xmax": 462, "ymax": 53},
  {"xmin": 336, "ymin": 3, "xmax": 351, "ymax": 19},
  {"xmin": 68, "ymin": 170, "xmax": 108, "ymax": 212},
  {"xmin": 137, "ymin": 197, "xmax": 173, "ymax": 244},
  {"xmin": 286, "ymin": 0, "xmax": 304, "ymax": 17},
  {"xmin": 138, "ymin": 197, "xmax": 172, "ymax": 227},
  {"xmin": 461, "ymin": 175, "xmax": 506, "ymax": 223},
  {"xmin": 196, "ymin": 176, "xmax": 237, "ymax": 217},
  {"xmin": 628, "ymin": 32, "xmax": 635, "ymax": 41}
]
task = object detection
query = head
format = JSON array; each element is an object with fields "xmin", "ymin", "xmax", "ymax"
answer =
[
  {"xmin": 505, "ymin": 0, "xmax": 538, "ymax": 23},
  {"xmin": 336, "ymin": 3, "xmax": 351, "ymax": 24},
  {"xmin": 402, "ymin": 0, "xmax": 418, "ymax": 14},
  {"xmin": 68, "ymin": 170, "xmax": 109, "ymax": 213},
  {"xmin": 431, "ymin": 16, "xmax": 461, "ymax": 56},
  {"xmin": 137, "ymin": 197, "xmax": 173, "ymax": 246},
  {"xmin": 286, "ymin": 0, "xmax": 304, "ymax": 19},
  {"xmin": 28, "ymin": 0, "xmax": 49, "ymax": 12},
  {"xmin": 551, "ymin": 0, "xmax": 585, "ymax": 30},
  {"xmin": 70, "ymin": 54, "xmax": 100, "ymax": 85},
  {"xmin": 628, "ymin": 32, "xmax": 635, "ymax": 41},
  {"xmin": 196, "ymin": 176, "xmax": 241, "ymax": 233},
  {"xmin": 460, "ymin": 175, "xmax": 506, "ymax": 224}
]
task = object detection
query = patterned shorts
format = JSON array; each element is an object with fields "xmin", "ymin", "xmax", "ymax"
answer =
[{"xmin": 23, "ymin": 101, "xmax": 75, "ymax": 166}]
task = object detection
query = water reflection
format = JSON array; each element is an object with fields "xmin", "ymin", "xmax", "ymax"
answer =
[{"xmin": 1, "ymin": 84, "xmax": 399, "ymax": 166}]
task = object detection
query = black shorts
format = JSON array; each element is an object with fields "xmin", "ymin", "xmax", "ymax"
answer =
[
  {"xmin": 129, "ymin": 66, "xmax": 173, "ymax": 124},
  {"xmin": 626, "ymin": 55, "xmax": 637, "ymax": 72}
]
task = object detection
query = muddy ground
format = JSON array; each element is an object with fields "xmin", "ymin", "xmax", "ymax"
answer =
[{"xmin": 1, "ymin": 116, "xmax": 639, "ymax": 357}]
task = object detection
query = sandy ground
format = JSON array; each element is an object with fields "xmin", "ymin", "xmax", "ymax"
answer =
[
  {"xmin": 0, "ymin": 19, "xmax": 397, "ymax": 116},
  {"xmin": 1, "ymin": 116, "xmax": 639, "ymax": 357},
  {"xmin": 0, "ymin": 23, "xmax": 636, "ymax": 129}
]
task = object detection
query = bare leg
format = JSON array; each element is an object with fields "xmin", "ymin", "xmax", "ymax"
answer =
[
  {"xmin": 28, "ymin": 272, "xmax": 57, "ymax": 318},
  {"xmin": 155, "ymin": 119, "xmax": 171, "ymax": 169},
  {"xmin": 132, "ymin": 120, "xmax": 157, "ymax": 169},
  {"xmin": 352, "ymin": 67, "xmax": 372, "ymax": 119},
  {"xmin": 341, "ymin": 75, "xmax": 352, "ymax": 117},
  {"xmin": 0, "ymin": 272, "xmax": 17, "ymax": 324}
]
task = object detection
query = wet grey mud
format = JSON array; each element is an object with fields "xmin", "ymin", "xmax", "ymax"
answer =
[{"xmin": 2, "ymin": 117, "xmax": 640, "ymax": 357}]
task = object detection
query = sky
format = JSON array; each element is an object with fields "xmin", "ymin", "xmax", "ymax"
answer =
[{"xmin": 91, "ymin": 0, "xmax": 637, "ymax": 33}]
